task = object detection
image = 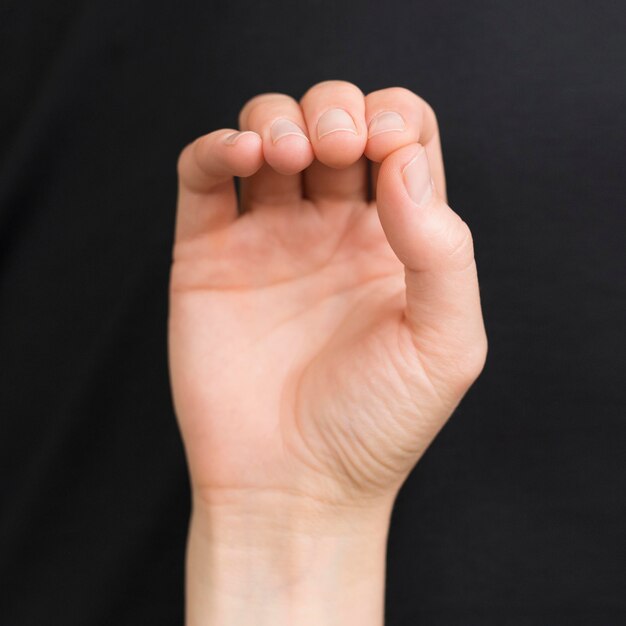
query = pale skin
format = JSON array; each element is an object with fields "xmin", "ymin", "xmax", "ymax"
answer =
[{"xmin": 168, "ymin": 80, "xmax": 487, "ymax": 625}]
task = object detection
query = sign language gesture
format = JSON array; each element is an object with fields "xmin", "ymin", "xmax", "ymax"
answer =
[
  {"xmin": 170, "ymin": 80, "xmax": 486, "ymax": 507},
  {"xmin": 169, "ymin": 81, "xmax": 487, "ymax": 625}
]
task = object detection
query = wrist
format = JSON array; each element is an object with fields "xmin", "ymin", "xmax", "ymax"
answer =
[{"xmin": 185, "ymin": 487, "xmax": 394, "ymax": 626}]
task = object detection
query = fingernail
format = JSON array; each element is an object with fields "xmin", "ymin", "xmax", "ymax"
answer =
[
  {"xmin": 270, "ymin": 118, "xmax": 309, "ymax": 144},
  {"xmin": 402, "ymin": 148, "xmax": 433, "ymax": 207},
  {"xmin": 224, "ymin": 131, "xmax": 256, "ymax": 145},
  {"xmin": 317, "ymin": 108, "xmax": 358, "ymax": 139},
  {"xmin": 368, "ymin": 111, "xmax": 405, "ymax": 137}
]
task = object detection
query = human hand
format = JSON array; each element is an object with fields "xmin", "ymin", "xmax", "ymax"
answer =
[
  {"xmin": 170, "ymin": 80, "xmax": 486, "ymax": 506},
  {"xmin": 169, "ymin": 81, "xmax": 486, "ymax": 625}
]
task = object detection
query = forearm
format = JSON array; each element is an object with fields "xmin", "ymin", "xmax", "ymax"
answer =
[{"xmin": 185, "ymin": 489, "xmax": 393, "ymax": 626}]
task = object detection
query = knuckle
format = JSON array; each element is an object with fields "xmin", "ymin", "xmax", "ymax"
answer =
[
  {"xmin": 301, "ymin": 79, "xmax": 364, "ymax": 101},
  {"xmin": 456, "ymin": 333, "xmax": 488, "ymax": 387},
  {"xmin": 381, "ymin": 86, "xmax": 422, "ymax": 104},
  {"xmin": 419, "ymin": 96, "xmax": 438, "ymax": 121},
  {"xmin": 371, "ymin": 87, "xmax": 437, "ymax": 117},
  {"xmin": 436, "ymin": 331, "xmax": 488, "ymax": 395},
  {"xmin": 423, "ymin": 213, "xmax": 476, "ymax": 271},
  {"xmin": 444, "ymin": 217, "xmax": 475, "ymax": 268},
  {"xmin": 238, "ymin": 92, "xmax": 293, "ymax": 126}
]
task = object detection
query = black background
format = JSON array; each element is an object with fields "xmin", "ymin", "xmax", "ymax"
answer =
[{"xmin": 1, "ymin": 1, "xmax": 625, "ymax": 624}]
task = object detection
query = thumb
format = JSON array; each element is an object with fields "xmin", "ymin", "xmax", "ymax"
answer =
[{"xmin": 376, "ymin": 143, "xmax": 487, "ymax": 388}]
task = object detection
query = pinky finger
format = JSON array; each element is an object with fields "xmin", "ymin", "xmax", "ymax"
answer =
[{"xmin": 175, "ymin": 129, "xmax": 263, "ymax": 242}]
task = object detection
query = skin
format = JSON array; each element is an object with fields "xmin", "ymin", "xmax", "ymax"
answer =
[{"xmin": 169, "ymin": 80, "xmax": 487, "ymax": 625}]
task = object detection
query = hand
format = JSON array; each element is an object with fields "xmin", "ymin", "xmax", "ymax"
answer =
[
  {"xmin": 168, "ymin": 81, "xmax": 487, "ymax": 625},
  {"xmin": 170, "ymin": 80, "xmax": 486, "ymax": 505}
]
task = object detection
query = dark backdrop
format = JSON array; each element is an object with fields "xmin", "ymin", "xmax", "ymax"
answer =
[{"xmin": 1, "ymin": 1, "xmax": 625, "ymax": 624}]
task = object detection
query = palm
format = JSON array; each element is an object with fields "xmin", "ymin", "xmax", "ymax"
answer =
[{"xmin": 172, "ymin": 185, "xmax": 448, "ymax": 503}]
